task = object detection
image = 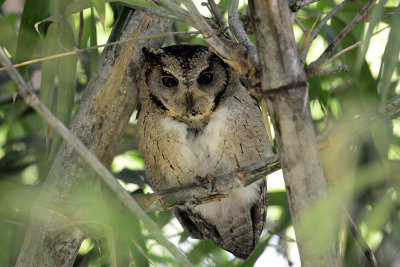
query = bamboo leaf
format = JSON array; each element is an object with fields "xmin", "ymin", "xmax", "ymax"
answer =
[
  {"xmin": 378, "ymin": 2, "xmax": 400, "ymax": 102},
  {"xmin": 65, "ymin": 0, "xmax": 92, "ymax": 16},
  {"xmin": 50, "ymin": 19, "xmax": 78, "ymax": 157},
  {"xmin": 0, "ymin": 15, "xmax": 18, "ymax": 58},
  {"xmin": 355, "ymin": 0, "xmax": 386, "ymax": 74},
  {"xmin": 109, "ymin": 0, "xmax": 158, "ymax": 9},
  {"xmin": 39, "ymin": 23, "xmax": 60, "ymax": 139},
  {"xmin": 16, "ymin": 0, "xmax": 51, "ymax": 76},
  {"xmin": 90, "ymin": 7, "xmax": 99, "ymax": 74},
  {"xmin": 92, "ymin": 0, "xmax": 106, "ymax": 29}
]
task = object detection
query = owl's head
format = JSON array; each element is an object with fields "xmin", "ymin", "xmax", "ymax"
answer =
[{"xmin": 140, "ymin": 45, "xmax": 230, "ymax": 129}]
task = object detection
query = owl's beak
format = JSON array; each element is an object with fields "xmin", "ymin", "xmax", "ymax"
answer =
[{"xmin": 186, "ymin": 94, "xmax": 194, "ymax": 111}]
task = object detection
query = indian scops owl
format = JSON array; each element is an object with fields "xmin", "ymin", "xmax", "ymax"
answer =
[{"xmin": 136, "ymin": 45, "xmax": 273, "ymax": 259}]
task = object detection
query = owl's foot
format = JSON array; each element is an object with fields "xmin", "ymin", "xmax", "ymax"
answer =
[
  {"xmin": 195, "ymin": 173, "xmax": 215, "ymax": 191},
  {"xmin": 235, "ymin": 167, "xmax": 247, "ymax": 186}
]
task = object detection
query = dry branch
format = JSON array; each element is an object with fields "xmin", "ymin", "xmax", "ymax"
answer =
[{"xmin": 5, "ymin": 9, "xmax": 192, "ymax": 267}]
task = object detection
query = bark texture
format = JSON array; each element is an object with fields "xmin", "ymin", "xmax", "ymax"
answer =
[
  {"xmin": 249, "ymin": 0, "xmax": 338, "ymax": 266},
  {"xmin": 16, "ymin": 8, "xmax": 170, "ymax": 267}
]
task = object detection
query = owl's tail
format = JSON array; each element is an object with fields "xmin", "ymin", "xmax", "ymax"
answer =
[{"xmin": 174, "ymin": 179, "xmax": 267, "ymax": 259}]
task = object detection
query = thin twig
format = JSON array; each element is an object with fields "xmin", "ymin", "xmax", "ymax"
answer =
[
  {"xmin": 152, "ymin": 0, "xmax": 194, "ymax": 24},
  {"xmin": 291, "ymin": 0, "xmax": 321, "ymax": 11},
  {"xmin": 306, "ymin": 0, "xmax": 377, "ymax": 74},
  {"xmin": 181, "ymin": 0, "xmax": 232, "ymax": 61},
  {"xmin": 0, "ymin": 31, "xmax": 199, "ymax": 72},
  {"xmin": 318, "ymin": 25, "xmax": 390, "ymax": 71},
  {"xmin": 342, "ymin": 205, "xmax": 378, "ymax": 267},
  {"xmin": 0, "ymin": 47, "xmax": 193, "ymax": 267},
  {"xmin": 295, "ymin": 18, "xmax": 309, "ymax": 34},
  {"xmin": 228, "ymin": 0, "xmax": 259, "ymax": 67},
  {"xmin": 305, "ymin": 24, "xmax": 389, "ymax": 78},
  {"xmin": 300, "ymin": 0, "xmax": 350, "ymax": 64},
  {"xmin": 307, "ymin": 65, "xmax": 349, "ymax": 78}
]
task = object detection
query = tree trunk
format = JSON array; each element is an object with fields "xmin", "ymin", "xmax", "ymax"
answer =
[
  {"xmin": 249, "ymin": 1, "xmax": 338, "ymax": 266},
  {"xmin": 15, "ymin": 8, "xmax": 171, "ymax": 267}
]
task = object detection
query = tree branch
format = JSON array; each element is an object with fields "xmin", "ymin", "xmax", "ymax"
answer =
[
  {"xmin": 134, "ymin": 155, "xmax": 280, "ymax": 212},
  {"xmin": 181, "ymin": 0, "xmax": 232, "ymax": 61},
  {"xmin": 307, "ymin": 65, "xmax": 349, "ymax": 78},
  {"xmin": 228, "ymin": 0, "xmax": 259, "ymax": 68},
  {"xmin": 8, "ymin": 9, "xmax": 192, "ymax": 267},
  {"xmin": 207, "ymin": 0, "xmax": 234, "ymax": 39}
]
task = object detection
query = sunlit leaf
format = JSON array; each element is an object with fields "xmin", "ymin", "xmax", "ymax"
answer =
[
  {"xmin": 378, "ymin": 2, "xmax": 400, "ymax": 101},
  {"xmin": 355, "ymin": 0, "xmax": 386, "ymax": 74},
  {"xmin": 92, "ymin": 0, "xmax": 106, "ymax": 29},
  {"xmin": 111, "ymin": 0, "xmax": 159, "ymax": 9},
  {"xmin": 64, "ymin": 0, "xmax": 92, "ymax": 15}
]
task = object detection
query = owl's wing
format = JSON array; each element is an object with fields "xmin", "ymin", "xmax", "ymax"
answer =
[{"xmin": 174, "ymin": 179, "xmax": 267, "ymax": 259}]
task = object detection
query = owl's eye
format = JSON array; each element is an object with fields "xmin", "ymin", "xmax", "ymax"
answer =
[
  {"xmin": 161, "ymin": 76, "xmax": 178, "ymax": 87},
  {"xmin": 197, "ymin": 73, "xmax": 213, "ymax": 85}
]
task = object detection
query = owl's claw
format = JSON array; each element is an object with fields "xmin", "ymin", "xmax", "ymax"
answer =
[
  {"xmin": 195, "ymin": 174, "xmax": 215, "ymax": 191},
  {"xmin": 235, "ymin": 167, "xmax": 247, "ymax": 186}
]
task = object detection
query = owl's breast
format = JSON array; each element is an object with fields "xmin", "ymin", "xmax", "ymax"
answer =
[{"xmin": 161, "ymin": 107, "xmax": 235, "ymax": 184}]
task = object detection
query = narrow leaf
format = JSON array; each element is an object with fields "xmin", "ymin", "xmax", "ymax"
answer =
[
  {"xmin": 64, "ymin": 0, "xmax": 92, "ymax": 16},
  {"xmin": 92, "ymin": 0, "xmax": 106, "ymax": 29},
  {"xmin": 90, "ymin": 7, "xmax": 99, "ymax": 74},
  {"xmin": 0, "ymin": 15, "xmax": 18, "ymax": 58},
  {"xmin": 50, "ymin": 19, "xmax": 78, "ymax": 157},
  {"xmin": 109, "ymin": 0, "xmax": 159, "ymax": 9},
  {"xmin": 378, "ymin": 2, "xmax": 400, "ymax": 102},
  {"xmin": 39, "ymin": 23, "xmax": 59, "ymax": 128},
  {"xmin": 16, "ymin": 0, "xmax": 51, "ymax": 76},
  {"xmin": 355, "ymin": 0, "xmax": 386, "ymax": 74}
]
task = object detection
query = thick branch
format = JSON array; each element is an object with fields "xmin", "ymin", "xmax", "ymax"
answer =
[
  {"xmin": 249, "ymin": 0, "xmax": 337, "ymax": 266},
  {"xmin": 10, "ymin": 9, "xmax": 192, "ymax": 267},
  {"xmin": 135, "ymin": 155, "xmax": 280, "ymax": 212}
]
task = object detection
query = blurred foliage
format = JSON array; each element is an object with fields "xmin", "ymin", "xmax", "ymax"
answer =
[{"xmin": 0, "ymin": 0, "xmax": 399, "ymax": 266}]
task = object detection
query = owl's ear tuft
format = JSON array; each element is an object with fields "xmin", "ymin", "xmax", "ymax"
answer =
[{"xmin": 142, "ymin": 47, "xmax": 164, "ymax": 64}]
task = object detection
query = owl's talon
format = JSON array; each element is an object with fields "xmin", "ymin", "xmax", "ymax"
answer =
[
  {"xmin": 195, "ymin": 174, "xmax": 215, "ymax": 191},
  {"xmin": 235, "ymin": 167, "xmax": 247, "ymax": 186},
  {"xmin": 206, "ymin": 173, "xmax": 215, "ymax": 191}
]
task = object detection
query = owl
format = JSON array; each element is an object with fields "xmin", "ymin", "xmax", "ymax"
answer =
[{"xmin": 136, "ymin": 45, "xmax": 273, "ymax": 259}]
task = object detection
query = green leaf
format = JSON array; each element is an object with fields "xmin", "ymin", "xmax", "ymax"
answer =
[
  {"xmin": 39, "ymin": 23, "xmax": 60, "ymax": 128},
  {"xmin": 90, "ymin": 7, "xmax": 99, "ymax": 74},
  {"xmin": 378, "ymin": 2, "xmax": 400, "ymax": 102},
  {"xmin": 50, "ymin": 19, "xmax": 78, "ymax": 157},
  {"xmin": 57, "ymin": 18, "xmax": 76, "ymax": 50},
  {"xmin": 0, "ymin": 15, "xmax": 18, "ymax": 58},
  {"xmin": 109, "ymin": 0, "xmax": 159, "ymax": 9},
  {"xmin": 355, "ymin": 0, "xmax": 386, "ymax": 74},
  {"xmin": 16, "ymin": 0, "xmax": 51, "ymax": 75},
  {"xmin": 64, "ymin": 0, "xmax": 92, "ymax": 16},
  {"xmin": 92, "ymin": 0, "xmax": 106, "ymax": 29}
]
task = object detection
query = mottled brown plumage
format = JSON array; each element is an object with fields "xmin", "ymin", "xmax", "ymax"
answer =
[{"xmin": 136, "ymin": 45, "xmax": 273, "ymax": 259}]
